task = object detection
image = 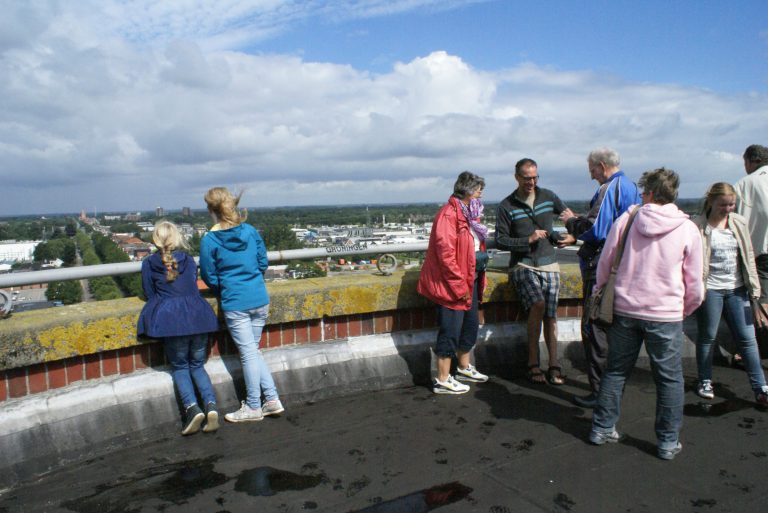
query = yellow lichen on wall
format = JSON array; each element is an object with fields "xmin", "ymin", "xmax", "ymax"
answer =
[
  {"xmin": 0, "ymin": 267, "xmax": 585, "ymax": 371},
  {"xmin": 35, "ymin": 314, "xmax": 140, "ymax": 360}
]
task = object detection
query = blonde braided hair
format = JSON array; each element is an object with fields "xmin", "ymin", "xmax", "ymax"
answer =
[{"xmin": 152, "ymin": 221, "xmax": 189, "ymax": 282}]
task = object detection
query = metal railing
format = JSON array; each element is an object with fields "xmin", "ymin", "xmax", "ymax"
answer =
[{"xmin": 0, "ymin": 241, "xmax": 431, "ymax": 289}]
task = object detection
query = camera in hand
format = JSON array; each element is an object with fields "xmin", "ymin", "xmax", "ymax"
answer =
[{"xmin": 548, "ymin": 231, "xmax": 566, "ymax": 245}]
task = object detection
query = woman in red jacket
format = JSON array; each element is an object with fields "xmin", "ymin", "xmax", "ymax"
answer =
[{"xmin": 417, "ymin": 171, "xmax": 489, "ymax": 394}]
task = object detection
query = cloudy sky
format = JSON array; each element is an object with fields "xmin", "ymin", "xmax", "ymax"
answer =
[{"xmin": 2, "ymin": 0, "xmax": 767, "ymax": 216}]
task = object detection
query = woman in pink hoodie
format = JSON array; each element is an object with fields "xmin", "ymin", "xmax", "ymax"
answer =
[{"xmin": 588, "ymin": 168, "xmax": 704, "ymax": 461}]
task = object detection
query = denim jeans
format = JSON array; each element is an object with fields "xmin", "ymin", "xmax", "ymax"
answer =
[
  {"xmin": 434, "ymin": 277, "xmax": 479, "ymax": 358},
  {"xmin": 592, "ymin": 314, "xmax": 684, "ymax": 451},
  {"xmin": 696, "ymin": 287, "xmax": 767, "ymax": 393},
  {"xmin": 224, "ymin": 305, "xmax": 278, "ymax": 409},
  {"xmin": 163, "ymin": 334, "xmax": 216, "ymax": 409}
]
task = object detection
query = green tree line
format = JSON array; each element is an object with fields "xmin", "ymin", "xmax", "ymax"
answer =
[
  {"xmin": 91, "ymin": 233, "xmax": 144, "ymax": 298},
  {"xmin": 45, "ymin": 281, "xmax": 82, "ymax": 305},
  {"xmin": 77, "ymin": 232, "xmax": 122, "ymax": 301},
  {"xmin": 0, "ymin": 218, "xmax": 77, "ymax": 241},
  {"xmin": 34, "ymin": 238, "xmax": 77, "ymax": 265}
]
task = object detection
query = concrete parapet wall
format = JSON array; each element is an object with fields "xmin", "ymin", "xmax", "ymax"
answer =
[{"xmin": 0, "ymin": 267, "xmax": 583, "ymax": 401}]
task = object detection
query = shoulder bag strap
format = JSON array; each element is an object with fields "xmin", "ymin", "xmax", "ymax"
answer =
[
  {"xmin": 523, "ymin": 207, "xmax": 545, "ymax": 231},
  {"xmin": 609, "ymin": 206, "xmax": 639, "ymax": 274},
  {"xmin": 515, "ymin": 197, "xmax": 547, "ymax": 232}
]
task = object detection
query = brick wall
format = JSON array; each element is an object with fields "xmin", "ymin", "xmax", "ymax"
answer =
[{"xmin": 0, "ymin": 298, "xmax": 584, "ymax": 402}]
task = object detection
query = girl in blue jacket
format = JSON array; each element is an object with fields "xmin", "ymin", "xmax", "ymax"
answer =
[
  {"xmin": 138, "ymin": 221, "xmax": 220, "ymax": 435},
  {"xmin": 200, "ymin": 187, "xmax": 284, "ymax": 423}
]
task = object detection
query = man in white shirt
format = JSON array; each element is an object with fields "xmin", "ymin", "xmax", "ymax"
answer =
[{"xmin": 735, "ymin": 144, "xmax": 768, "ymax": 301}]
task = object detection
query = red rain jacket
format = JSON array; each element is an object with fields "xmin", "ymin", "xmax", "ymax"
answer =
[{"xmin": 417, "ymin": 196, "xmax": 486, "ymax": 310}]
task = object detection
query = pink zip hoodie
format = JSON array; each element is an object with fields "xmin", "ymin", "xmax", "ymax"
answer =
[{"xmin": 596, "ymin": 203, "xmax": 704, "ymax": 322}]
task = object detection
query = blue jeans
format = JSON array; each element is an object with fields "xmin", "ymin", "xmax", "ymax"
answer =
[
  {"xmin": 592, "ymin": 315, "xmax": 684, "ymax": 451},
  {"xmin": 696, "ymin": 287, "xmax": 767, "ymax": 394},
  {"xmin": 163, "ymin": 334, "xmax": 216, "ymax": 409},
  {"xmin": 434, "ymin": 277, "xmax": 479, "ymax": 358},
  {"xmin": 224, "ymin": 305, "xmax": 278, "ymax": 409}
]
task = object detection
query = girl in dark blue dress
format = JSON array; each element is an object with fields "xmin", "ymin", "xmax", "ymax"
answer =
[{"xmin": 138, "ymin": 221, "xmax": 221, "ymax": 435}]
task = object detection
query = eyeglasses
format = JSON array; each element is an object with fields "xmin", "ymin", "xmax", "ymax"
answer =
[{"xmin": 517, "ymin": 175, "xmax": 539, "ymax": 182}]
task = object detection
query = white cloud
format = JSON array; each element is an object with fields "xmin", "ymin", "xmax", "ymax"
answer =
[{"xmin": 0, "ymin": 1, "xmax": 766, "ymax": 215}]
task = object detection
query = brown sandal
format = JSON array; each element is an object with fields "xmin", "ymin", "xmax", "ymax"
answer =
[
  {"xmin": 527, "ymin": 364, "xmax": 546, "ymax": 384},
  {"xmin": 547, "ymin": 366, "xmax": 565, "ymax": 386}
]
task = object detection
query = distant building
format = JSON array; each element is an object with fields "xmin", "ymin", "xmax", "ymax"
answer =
[
  {"xmin": 264, "ymin": 265, "xmax": 287, "ymax": 280},
  {"xmin": 182, "ymin": 207, "xmax": 192, "ymax": 217},
  {"xmin": 113, "ymin": 235, "xmax": 153, "ymax": 261},
  {"xmin": 0, "ymin": 241, "xmax": 41, "ymax": 262},
  {"xmin": 156, "ymin": 207, "xmax": 164, "ymax": 217},
  {"xmin": 103, "ymin": 215, "xmax": 121, "ymax": 221},
  {"xmin": 42, "ymin": 258, "xmax": 64, "ymax": 269},
  {"xmin": 124, "ymin": 213, "xmax": 141, "ymax": 222},
  {"xmin": 345, "ymin": 227, "xmax": 373, "ymax": 238},
  {"xmin": 175, "ymin": 223, "xmax": 194, "ymax": 238}
]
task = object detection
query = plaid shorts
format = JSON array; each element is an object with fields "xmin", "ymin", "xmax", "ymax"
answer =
[{"xmin": 510, "ymin": 267, "xmax": 560, "ymax": 318}]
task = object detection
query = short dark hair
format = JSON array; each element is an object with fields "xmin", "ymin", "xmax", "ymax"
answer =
[
  {"xmin": 515, "ymin": 158, "xmax": 537, "ymax": 175},
  {"xmin": 743, "ymin": 144, "xmax": 768, "ymax": 165},
  {"xmin": 638, "ymin": 167, "xmax": 679, "ymax": 205},
  {"xmin": 453, "ymin": 171, "xmax": 485, "ymax": 198}
]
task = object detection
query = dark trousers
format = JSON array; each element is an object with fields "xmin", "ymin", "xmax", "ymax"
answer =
[
  {"xmin": 434, "ymin": 278, "xmax": 480, "ymax": 358},
  {"xmin": 757, "ymin": 254, "xmax": 768, "ymax": 303},
  {"xmin": 582, "ymin": 273, "xmax": 609, "ymax": 394}
]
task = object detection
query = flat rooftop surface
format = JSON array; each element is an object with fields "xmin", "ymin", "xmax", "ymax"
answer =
[{"xmin": 1, "ymin": 363, "xmax": 766, "ymax": 513}]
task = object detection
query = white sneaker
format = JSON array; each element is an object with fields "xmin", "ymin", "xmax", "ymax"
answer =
[
  {"xmin": 433, "ymin": 376, "xmax": 470, "ymax": 395},
  {"xmin": 658, "ymin": 442, "xmax": 683, "ymax": 461},
  {"xmin": 263, "ymin": 399, "xmax": 285, "ymax": 416},
  {"xmin": 456, "ymin": 364, "xmax": 489, "ymax": 383},
  {"xmin": 697, "ymin": 380, "xmax": 714, "ymax": 400},
  {"xmin": 225, "ymin": 401, "xmax": 264, "ymax": 423},
  {"xmin": 589, "ymin": 428, "xmax": 623, "ymax": 445}
]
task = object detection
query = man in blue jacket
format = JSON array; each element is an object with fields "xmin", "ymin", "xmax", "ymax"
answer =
[{"xmin": 559, "ymin": 148, "xmax": 641, "ymax": 408}]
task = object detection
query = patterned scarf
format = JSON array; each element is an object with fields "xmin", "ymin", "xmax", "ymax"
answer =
[{"xmin": 459, "ymin": 198, "xmax": 488, "ymax": 242}]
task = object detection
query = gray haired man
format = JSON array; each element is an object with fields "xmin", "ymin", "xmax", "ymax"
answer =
[{"xmin": 559, "ymin": 148, "xmax": 641, "ymax": 408}]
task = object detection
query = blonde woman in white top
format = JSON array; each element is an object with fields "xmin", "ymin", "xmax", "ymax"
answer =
[{"xmin": 692, "ymin": 182, "xmax": 768, "ymax": 406}]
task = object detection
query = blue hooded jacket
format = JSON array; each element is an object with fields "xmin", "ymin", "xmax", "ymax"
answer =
[
  {"xmin": 137, "ymin": 251, "xmax": 219, "ymax": 338},
  {"xmin": 199, "ymin": 223, "xmax": 270, "ymax": 312},
  {"xmin": 570, "ymin": 170, "xmax": 641, "ymax": 246}
]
